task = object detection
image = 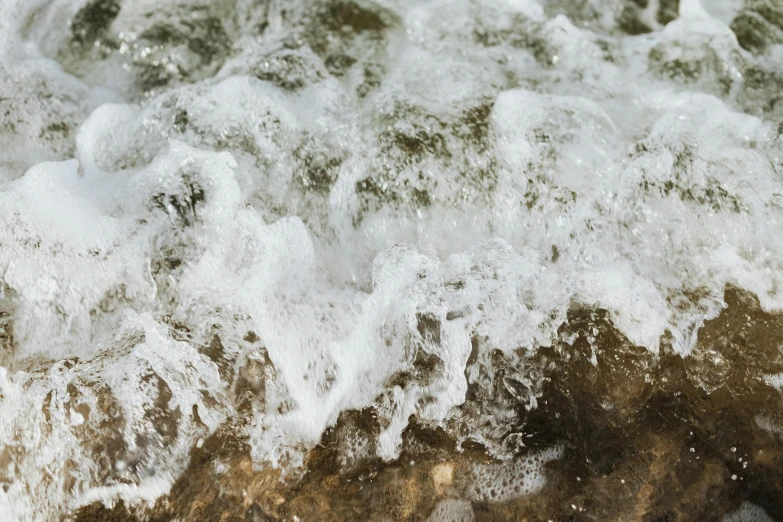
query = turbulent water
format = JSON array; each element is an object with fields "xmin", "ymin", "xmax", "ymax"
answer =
[{"xmin": 2, "ymin": 0, "xmax": 783, "ymax": 520}]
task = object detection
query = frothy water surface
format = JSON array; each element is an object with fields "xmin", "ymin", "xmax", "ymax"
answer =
[{"xmin": 1, "ymin": 0, "xmax": 783, "ymax": 520}]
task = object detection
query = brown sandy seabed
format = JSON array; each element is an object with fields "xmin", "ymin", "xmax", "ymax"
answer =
[{"xmin": 66, "ymin": 286, "xmax": 783, "ymax": 522}]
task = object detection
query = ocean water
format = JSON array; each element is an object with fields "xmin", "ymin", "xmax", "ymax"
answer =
[{"xmin": 1, "ymin": 0, "xmax": 783, "ymax": 520}]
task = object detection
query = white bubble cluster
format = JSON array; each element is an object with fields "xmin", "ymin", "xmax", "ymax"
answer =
[{"xmin": 459, "ymin": 446, "xmax": 563, "ymax": 503}]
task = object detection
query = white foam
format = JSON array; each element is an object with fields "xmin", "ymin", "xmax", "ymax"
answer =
[
  {"xmin": 0, "ymin": 313, "xmax": 230, "ymax": 519},
  {"xmin": 459, "ymin": 446, "xmax": 563, "ymax": 503},
  {"xmin": 0, "ymin": 159, "xmax": 153, "ymax": 361},
  {"xmin": 1, "ymin": 0, "xmax": 782, "ymax": 518}
]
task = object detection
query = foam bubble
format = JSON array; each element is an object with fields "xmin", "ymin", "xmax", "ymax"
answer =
[{"xmin": 459, "ymin": 446, "xmax": 563, "ymax": 503}]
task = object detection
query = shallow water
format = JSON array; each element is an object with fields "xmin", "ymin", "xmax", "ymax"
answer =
[{"xmin": 1, "ymin": 0, "xmax": 783, "ymax": 520}]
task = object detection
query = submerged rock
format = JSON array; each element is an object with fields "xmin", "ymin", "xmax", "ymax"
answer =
[{"xmin": 69, "ymin": 287, "xmax": 783, "ymax": 521}]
